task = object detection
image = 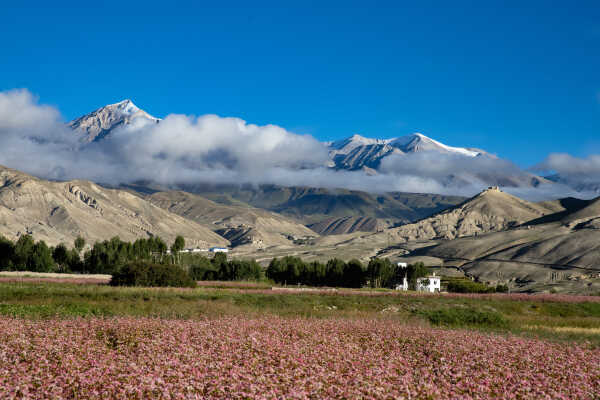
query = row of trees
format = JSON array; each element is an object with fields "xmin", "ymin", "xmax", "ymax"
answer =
[
  {"xmin": 266, "ymin": 256, "xmax": 429, "ymax": 289},
  {"xmin": 0, "ymin": 234, "xmax": 189, "ymax": 275},
  {"xmin": 188, "ymin": 253, "xmax": 263, "ymax": 281},
  {"xmin": 0, "ymin": 234, "xmax": 264, "ymax": 283},
  {"xmin": 1, "ymin": 234, "xmax": 441, "ymax": 290},
  {"xmin": 0, "ymin": 235, "xmax": 78, "ymax": 273}
]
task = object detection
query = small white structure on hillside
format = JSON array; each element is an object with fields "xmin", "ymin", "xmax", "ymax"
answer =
[
  {"xmin": 209, "ymin": 247, "xmax": 229, "ymax": 253},
  {"xmin": 416, "ymin": 273, "xmax": 441, "ymax": 293},
  {"xmin": 395, "ymin": 262, "xmax": 409, "ymax": 291},
  {"xmin": 181, "ymin": 248, "xmax": 206, "ymax": 253}
]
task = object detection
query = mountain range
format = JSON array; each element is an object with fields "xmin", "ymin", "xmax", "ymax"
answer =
[
  {"xmin": 67, "ymin": 100, "xmax": 556, "ymax": 192},
  {"xmin": 326, "ymin": 133, "xmax": 484, "ymax": 171},
  {"xmin": 70, "ymin": 99, "xmax": 487, "ymax": 169},
  {"xmin": 137, "ymin": 183, "xmax": 466, "ymax": 234}
]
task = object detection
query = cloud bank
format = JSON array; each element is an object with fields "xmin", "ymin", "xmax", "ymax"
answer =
[
  {"xmin": 0, "ymin": 89, "xmax": 597, "ymax": 201},
  {"xmin": 532, "ymin": 153, "xmax": 600, "ymax": 193}
]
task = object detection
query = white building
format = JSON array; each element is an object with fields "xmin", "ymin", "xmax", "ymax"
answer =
[
  {"xmin": 209, "ymin": 247, "xmax": 229, "ymax": 253},
  {"xmin": 395, "ymin": 262, "xmax": 409, "ymax": 291},
  {"xmin": 175, "ymin": 248, "xmax": 208, "ymax": 254},
  {"xmin": 416, "ymin": 273, "xmax": 441, "ymax": 293}
]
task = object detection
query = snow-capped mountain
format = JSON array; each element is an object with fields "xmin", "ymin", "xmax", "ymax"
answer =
[
  {"xmin": 69, "ymin": 99, "xmax": 160, "ymax": 143},
  {"xmin": 66, "ymin": 100, "xmax": 550, "ymax": 190},
  {"xmin": 327, "ymin": 133, "xmax": 486, "ymax": 171}
]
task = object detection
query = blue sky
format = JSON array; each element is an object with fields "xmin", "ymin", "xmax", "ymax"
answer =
[{"xmin": 2, "ymin": 0, "xmax": 599, "ymax": 167}]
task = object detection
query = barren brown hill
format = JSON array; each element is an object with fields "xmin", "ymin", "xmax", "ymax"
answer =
[
  {"xmin": 406, "ymin": 221, "xmax": 600, "ymax": 293},
  {"xmin": 171, "ymin": 183, "xmax": 466, "ymax": 226},
  {"xmin": 146, "ymin": 191, "xmax": 318, "ymax": 248},
  {"xmin": 561, "ymin": 197, "xmax": 600, "ymax": 225},
  {"xmin": 392, "ymin": 194, "xmax": 600, "ymax": 293},
  {"xmin": 0, "ymin": 166, "xmax": 228, "ymax": 248},
  {"xmin": 368, "ymin": 187, "xmax": 558, "ymax": 244},
  {"xmin": 308, "ymin": 216, "xmax": 393, "ymax": 235}
]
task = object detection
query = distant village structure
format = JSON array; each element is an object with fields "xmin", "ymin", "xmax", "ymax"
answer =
[
  {"xmin": 416, "ymin": 273, "xmax": 441, "ymax": 293},
  {"xmin": 166, "ymin": 247, "xmax": 230, "ymax": 254},
  {"xmin": 179, "ymin": 248, "xmax": 205, "ymax": 254},
  {"xmin": 394, "ymin": 263, "xmax": 442, "ymax": 293}
]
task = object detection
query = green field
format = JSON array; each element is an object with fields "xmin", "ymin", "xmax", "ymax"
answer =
[{"xmin": 1, "ymin": 280, "xmax": 599, "ymax": 345}]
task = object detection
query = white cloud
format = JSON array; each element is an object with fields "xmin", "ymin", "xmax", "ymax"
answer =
[
  {"xmin": 532, "ymin": 153, "xmax": 600, "ymax": 196},
  {"xmin": 535, "ymin": 153, "xmax": 600, "ymax": 177},
  {"xmin": 0, "ymin": 89, "xmax": 596, "ymax": 202}
]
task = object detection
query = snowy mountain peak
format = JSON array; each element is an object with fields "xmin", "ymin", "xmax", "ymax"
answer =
[
  {"xmin": 390, "ymin": 133, "xmax": 481, "ymax": 157},
  {"xmin": 326, "ymin": 132, "xmax": 484, "ymax": 171},
  {"xmin": 69, "ymin": 99, "xmax": 159, "ymax": 143},
  {"xmin": 112, "ymin": 99, "xmax": 139, "ymax": 114},
  {"xmin": 329, "ymin": 134, "xmax": 388, "ymax": 151}
]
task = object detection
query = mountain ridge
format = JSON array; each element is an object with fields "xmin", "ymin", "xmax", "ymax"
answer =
[
  {"xmin": 145, "ymin": 190, "xmax": 319, "ymax": 248},
  {"xmin": 69, "ymin": 99, "xmax": 160, "ymax": 143},
  {"xmin": 0, "ymin": 165, "xmax": 227, "ymax": 248}
]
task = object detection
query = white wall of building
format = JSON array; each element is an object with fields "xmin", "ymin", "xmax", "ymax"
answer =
[{"xmin": 416, "ymin": 274, "xmax": 441, "ymax": 293}]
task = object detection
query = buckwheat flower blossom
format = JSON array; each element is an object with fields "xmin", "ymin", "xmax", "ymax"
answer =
[{"xmin": 0, "ymin": 317, "xmax": 597, "ymax": 399}]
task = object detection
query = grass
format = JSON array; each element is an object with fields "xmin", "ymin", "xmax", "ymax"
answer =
[
  {"xmin": 0, "ymin": 281, "xmax": 599, "ymax": 344},
  {"xmin": 419, "ymin": 308, "xmax": 508, "ymax": 328}
]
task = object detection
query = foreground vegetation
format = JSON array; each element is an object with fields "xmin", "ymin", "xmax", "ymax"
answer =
[
  {"xmin": 1, "ymin": 317, "xmax": 598, "ymax": 399},
  {"xmin": 0, "ymin": 279, "xmax": 598, "ymax": 398}
]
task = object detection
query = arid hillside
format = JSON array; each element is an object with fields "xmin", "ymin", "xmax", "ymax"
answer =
[
  {"xmin": 354, "ymin": 187, "xmax": 558, "ymax": 245},
  {"xmin": 165, "ymin": 183, "xmax": 466, "ymax": 233},
  {"xmin": 0, "ymin": 166, "xmax": 228, "ymax": 248},
  {"xmin": 395, "ymin": 194, "xmax": 600, "ymax": 293},
  {"xmin": 307, "ymin": 216, "xmax": 392, "ymax": 235},
  {"xmin": 146, "ymin": 191, "xmax": 318, "ymax": 248}
]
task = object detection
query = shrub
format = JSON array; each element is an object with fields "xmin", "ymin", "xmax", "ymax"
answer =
[
  {"xmin": 110, "ymin": 262, "xmax": 197, "ymax": 288},
  {"xmin": 446, "ymin": 280, "xmax": 496, "ymax": 293},
  {"xmin": 495, "ymin": 284, "xmax": 509, "ymax": 293},
  {"xmin": 422, "ymin": 308, "xmax": 507, "ymax": 328},
  {"xmin": 189, "ymin": 256, "xmax": 218, "ymax": 280}
]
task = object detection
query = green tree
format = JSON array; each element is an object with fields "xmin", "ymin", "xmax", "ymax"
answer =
[
  {"xmin": 266, "ymin": 258, "xmax": 284, "ymax": 283},
  {"xmin": 344, "ymin": 259, "xmax": 366, "ymax": 288},
  {"xmin": 367, "ymin": 258, "xmax": 396, "ymax": 288},
  {"xmin": 0, "ymin": 235, "xmax": 15, "ymax": 271},
  {"xmin": 212, "ymin": 252, "xmax": 229, "ymax": 279},
  {"xmin": 13, "ymin": 235, "xmax": 35, "ymax": 270},
  {"xmin": 312, "ymin": 261, "xmax": 327, "ymax": 286},
  {"xmin": 407, "ymin": 262, "xmax": 429, "ymax": 290},
  {"xmin": 171, "ymin": 235, "xmax": 185, "ymax": 254},
  {"xmin": 52, "ymin": 243, "xmax": 70, "ymax": 272},
  {"xmin": 74, "ymin": 236, "xmax": 86, "ymax": 253},
  {"xmin": 189, "ymin": 255, "xmax": 216, "ymax": 280},
  {"xmin": 67, "ymin": 248, "xmax": 83, "ymax": 272},
  {"xmin": 29, "ymin": 240, "xmax": 56, "ymax": 272},
  {"xmin": 325, "ymin": 258, "xmax": 346, "ymax": 286}
]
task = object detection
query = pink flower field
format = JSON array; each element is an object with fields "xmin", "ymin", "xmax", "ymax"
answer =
[{"xmin": 0, "ymin": 317, "xmax": 598, "ymax": 399}]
